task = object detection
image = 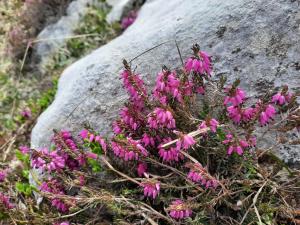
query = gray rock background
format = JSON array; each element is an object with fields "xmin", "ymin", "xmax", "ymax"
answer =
[{"xmin": 31, "ymin": 0, "xmax": 300, "ymax": 165}]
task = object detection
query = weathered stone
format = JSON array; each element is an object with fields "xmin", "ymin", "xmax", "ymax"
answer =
[{"xmin": 31, "ymin": 0, "xmax": 300, "ymax": 166}]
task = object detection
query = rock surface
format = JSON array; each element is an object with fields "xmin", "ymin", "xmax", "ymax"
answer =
[
  {"xmin": 32, "ymin": 0, "xmax": 106, "ymax": 72},
  {"xmin": 31, "ymin": 0, "xmax": 300, "ymax": 165}
]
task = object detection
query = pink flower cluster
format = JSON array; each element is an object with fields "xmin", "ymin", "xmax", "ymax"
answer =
[
  {"xmin": 199, "ymin": 118, "xmax": 219, "ymax": 133},
  {"xmin": 187, "ymin": 163, "xmax": 218, "ymax": 188},
  {"xmin": 224, "ymin": 87, "xmax": 246, "ymax": 106},
  {"xmin": 158, "ymin": 138, "xmax": 183, "ymax": 162},
  {"xmin": 19, "ymin": 145, "xmax": 30, "ymax": 154},
  {"xmin": 272, "ymin": 91, "xmax": 293, "ymax": 105},
  {"xmin": 169, "ymin": 200, "xmax": 192, "ymax": 219},
  {"xmin": 227, "ymin": 106, "xmax": 256, "ymax": 124},
  {"xmin": 259, "ymin": 104, "xmax": 276, "ymax": 126},
  {"xmin": 119, "ymin": 105, "xmax": 144, "ymax": 131},
  {"xmin": 53, "ymin": 130, "xmax": 78, "ymax": 152},
  {"xmin": 176, "ymin": 134, "xmax": 196, "ymax": 150},
  {"xmin": 137, "ymin": 162, "xmax": 147, "ymax": 177},
  {"xmin": 111, "ymin": 138, "xmax": 148, "ymax": 161},
  {"xmin": 0, "ymin": 170, "xmax": 7, "ymax": 182},
  {"xmin": 185, "ymin": 51, "xmax": 211, "ymax": 76},
  {"xmin": 147, "ymin": 108, "xmax": 176, "ymax": 129},
  {"xmin": 223, "ymin": 133, "xmax": 256, "ymax": 155},
  {"xmin": 40, "ymin": 179, "xmax": 70, "ymax": 213},
  {"xmin": 79, "ymin": 129, "xmax": 107, "ymax": 152},
  {"xmin": 153, "ymin": 70, "xmax": 183, "ymax": 104},
  {"xmin": 142, "ymin": 133, "xmax": 156, "ymax": 147},
  {"xmin": 121, "ymin": 11, "xmax": 137, "ymax": 30},
  {"xmin": 141, "ymin": 180, "xmax": 160, "ymax": 199},
  {"xmin": 0, "ymin": 192, "xmax": 14, "ymax": 209},
  {"xmin": 31, "ymin": 148, "xmax": 66, "ymax": 172},
  {"xmin": 20, "ymin": 108, "xmax": 32, "ymax": 119},
  {"xmin": 121, "ymin": 67, "xmax": 147, "ymax": 108},
  {"xmin": 53, "ymin": 222, "xmax": 69, "ymax": 225}
]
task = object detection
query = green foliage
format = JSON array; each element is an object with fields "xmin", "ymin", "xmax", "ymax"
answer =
[
  {"xmin": 88, "ymin": 158, "xmax": 102, "ymax": 172},
  {"xmin": 15, "ymin": 182, "xmax": 37, "ymax": 196}
]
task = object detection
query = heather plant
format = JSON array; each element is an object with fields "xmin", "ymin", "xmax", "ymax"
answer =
[{"xmin": 1, "ymin": 44, "xmax": 299, "ymax": 224}]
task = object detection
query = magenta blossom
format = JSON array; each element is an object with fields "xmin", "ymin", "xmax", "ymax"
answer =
[
  {"xmin": 148, "ymin": 108, "xmax": 176, "ymax": 129},
  {"xmin": 199, "ymin": 118, "xmax": 219, "ymax": 133},
  {"xmin": 31, "ymin": 148, "xmax": 66, "ymax": 172},
  {"xmin": 185, "ymin": 51, "xmax": 212, "ymax": 75},
  {"xmin": 169, "ymin": 199, "xmax": 192, "ymax": 219},
  {"xmin": 259, "ymin": 104, "xmax": 276, "ymax": 126},
  {"xmin": 186, "ymin": 163, "xmax": 218, "ymax": 188},
  {"xmin": 0, "ymin": 170, "xmax": 7, "ymax": 182},
  {"xmin": 19, "ymin": 145, "xmax": 30, "ymax": 154},
  {"xmin": 158, "ymin": 138, "xmax": 183, "ymax": 162},
  {"xmin": 137, "ymin": 162, "xmax": 147, "ymax": 177},
  {"xmin": 121, "ymin": 11, "xmax": 137, "ymax": 30},
  {"xmin": 141, "ymin": 180, "xmax": 160, "ymax": 199},
  {"xmin": 176, "ymin": 134, "xmax": 196, "ymax": 150},
  {"xmin": 153, "ymin": 70, "xmax": 190, "ymax": 104},
  {"xmin": 111, "ymin": 138, "xmax": 148, "ymax": 161},
  {"xmin": 121, "ymin": 68, "xmax": 147, "ymax": 109},
  {"xmin": 224, "ymin": 87, "xmax": 246, "ymax": 106},
  {"xmin": 0, "ymin": 192, "xmax": 14, "ymax": 209},
  {"xmin": 20, "ymin": 108, "xmax": 32, "ymax": 119}
]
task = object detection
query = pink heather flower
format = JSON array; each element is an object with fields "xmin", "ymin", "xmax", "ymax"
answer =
[
  {"xmin": 223, "ymin": 134, "xmax": 255, "ymax": 156},
  {"xmin": 31, "ymin": 148, "xmax": 66, "ymax": 172},
  {"xmin": 272, "ymin": 90, "xmax": 293, "ymax": 105},
  {"xmin": 141, "ymin": 181, "xmax": 160, "ymax": 199},
  {"xmin": 79, "ymin": 129, "xmax": 88, "ymax": 139},
  {"xmin": 121, "ymin": 11, "xmax": 137, "ymax": 30},
  {"xmin": 196, "ymin": 86, "xmax": 205, "ymax": 95},
  {"xmin": 19, "ymin": 145, "xmax": 30, "ymax": 154},
  {"xmin": 40, "ymin": 179, "xmax": 69, "ymax": 213},
  {"xmin": 86, "ymin": 152, "xmax": 98, "ymax": 159},
  {"xmin": 169, "ymin": 200, "xmax": 192, "ymax": 219},
  {"xmin": 227, "ymin": 106, "xmax": 256, "ymax": 123},
  {"xmin": 79, "ymin": 175, "xmax": 85, "ymax": 186},
  {"xmin": 0, "ymin": 192, "xmax": 14, "ymax": 209},
  {"xmin": 80, "ymin": 130, "xmax": 107, "ymax": 152},
  {"xmin": 224, "ymin": 87, "xmax": 246, "ymax": 106},
  {"xmin": 112, "ymin": 121, "xmax": 123, "ymax": 134},
  {"xmin": 158, "ymin": 138, "xmax": 183, "ymax": 162},
  {"xmin": 259, "ymin": 104, "xmax": 276, "ymax": 126},
  {"xmin": 176, "ymin": 134, "xmax": 196, "ymax": 150},
  {"xmin": 142, "ymin": 133, "xmax": 155, "ymax": 147},
  {"xmin": 0, "ymin": 170, "xmax": 7, "ymax": 182},
  {"xmin": 20, "ymin": 108, "xmax": 31, "ymax": 119},
  {"xmin": 242, "ymin": 107, "xmax": 256, "ymax": 122},
  {"xmin": 120, "ymin": 106, "xmax": 144, "ymax": 131},
  {"xmin": 137, "ymin": 162, "xmax": 147, "ymax": 177},
  {"xmin": 121, "ymin": 69, "xmax": 147, "ymax": 108},
  {"xmin": 53, "ymin": 130, "xmax": 78, "ymax": 152},
  {"xmin": 53, "ymin": 222, "xmax": 70, "ymax": 225},
  {"xmin": 153, "ymin": 70, "xmax": 187, "ymax": 104},
  {"xmin": 148, "ymin": 108, "xmax": 176, "ymax": 129},
  {"xmin": 185, "ymin": 51, "xmax": 212, "ymax": 75},
  {"xmin": 199, "ymin": 118, "xmax": 219, "ymax": 133},
  {"xmin": 186, "ymin": 163, "xmax": 218, "ymax": 188},
  {"xmin": 227, "ymin": 145, "xmax": 243, "ymax": 155},
  {"xmin": 111, "ymin": 138, "xmax": 148, "ymax": 161}
]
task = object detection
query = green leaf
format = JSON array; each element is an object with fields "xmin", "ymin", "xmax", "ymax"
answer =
[
  {"xmin": 216, "ymin": 127, "xmax": 226, "ymax": 141},
  {"xmin": 15, "ymin": 150, "xmax": 30, "ymax": 163},
  {"xmin": 88, "ymin": 159, "xmax": 101, "ymax": 172},
  {"xmin": 16, "ymin": 182, "xmax": 35, "ymax": 196}
]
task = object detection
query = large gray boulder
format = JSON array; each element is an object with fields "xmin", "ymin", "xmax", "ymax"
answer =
[{"xmin": 31, "ymin": 0, "xmax": 300, "ymax": 165}]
